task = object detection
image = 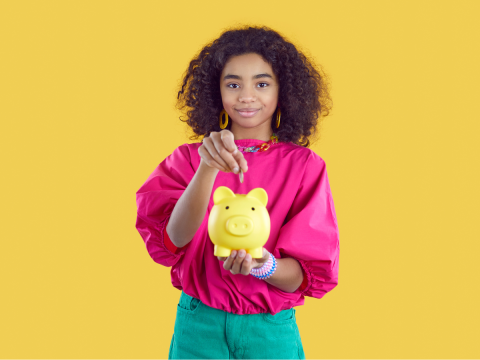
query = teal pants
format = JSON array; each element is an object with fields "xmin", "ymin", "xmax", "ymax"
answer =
[{"xmin": 169, "ymin": 290, "xmax": 306, "ymax": 359}]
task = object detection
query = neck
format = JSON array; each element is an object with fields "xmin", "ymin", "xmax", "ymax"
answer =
[{"xmin": 231, "ymin": 123, "xmax": 273, "ymax": 142}]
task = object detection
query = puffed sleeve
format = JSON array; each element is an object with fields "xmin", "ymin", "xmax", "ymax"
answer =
[
  {"xmin": 276, "ymin": 151, "xmax": 340, "ymax": 299},
  {"xmin": 135, "ymin": 144, "xmax": 196, "ymax": 267}
]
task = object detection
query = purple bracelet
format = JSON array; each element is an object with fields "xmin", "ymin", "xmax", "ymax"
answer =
[{"xmin": 250, "ymin": 251, "xmax": 277, "ymax": 280}]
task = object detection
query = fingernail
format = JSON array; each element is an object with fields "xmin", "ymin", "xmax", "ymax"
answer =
[
  {"xmin": 233, "ymin": 167, "xmax": 239, "ymax": 173},
  {"xmin": 233, "ymin": 149, "xmax": 238, "ymax": 155},
  {"xmin": 245, "ymin": 254, "xmax": 251, "ymax": 261},
  {"xmin": 239, "ymin": 250, "xmax": 245, "ymax": 257}
]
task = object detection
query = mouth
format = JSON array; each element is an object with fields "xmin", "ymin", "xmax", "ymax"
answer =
[{"xmin": 236, "ymin": 108, "xmax": 260, "ymax": 118}]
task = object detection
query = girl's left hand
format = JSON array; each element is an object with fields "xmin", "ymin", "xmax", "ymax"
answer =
[{"xmin": 218, "ymin": 248, "xmax": 270, "ymax": 275}]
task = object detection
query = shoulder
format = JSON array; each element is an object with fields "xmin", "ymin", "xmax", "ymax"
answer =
[
  {"xmin": 164, "ymin": 142, "xmax": 202, "ymax": 171},
  {"xmin": 279, "ymin": 142, "xmax": 326, "ymax": 167},
  {"xmin": 175, "ymin": 142, "xmax": 200, "ymax": 152},
  {"xmin": 169, "ymin": 142, "xmax": 202, "ymax": 160}
]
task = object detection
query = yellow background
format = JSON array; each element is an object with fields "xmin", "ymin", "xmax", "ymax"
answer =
[{"xmin": 1, "ymin": 0, "xmax": 479, "ymax": 358}]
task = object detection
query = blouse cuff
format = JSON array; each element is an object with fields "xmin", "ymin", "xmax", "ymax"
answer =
[
  {"xmin": 293, "ymin": 257, "xmax": 338, "ymax": 298},
  {"xmin": 298, "ymin": 266, "xmax": 309, "ymax": 292},
  {"xmin": 281, "ymin": 254, "xmax": 309, "ymax": 292},
  {"xmin": 160, "ymin": 218, "xmax": 189, "ymax": 256},
  {"xmin": 296, "ymin": 258, "xmax": 314, "ymax": 294}
]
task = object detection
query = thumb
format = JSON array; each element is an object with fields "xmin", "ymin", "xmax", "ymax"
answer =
[
  {"xmin": 262, "ymin": 248, "xmax": 270, "ymax": 262},
  {"xmin": 220, "ymin": 129, "xmax": 237, "ymax": 153},
  {"xmin": 253, "ymin": 248, "xmax": 270, "ymax": 269}
]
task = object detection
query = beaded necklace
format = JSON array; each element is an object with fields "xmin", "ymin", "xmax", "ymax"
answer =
[{"xmin": 236, "ymin": 133, "xmax": 279, "ymax": 153}]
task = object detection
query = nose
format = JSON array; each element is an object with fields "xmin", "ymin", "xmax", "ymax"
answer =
[
  {"xmin": 239, "ymin": 86, "xmax": 256, "ymax": 103},
  {"xmin": 226, "ymin": 216, "xmax": 253, "ymax": 236}
]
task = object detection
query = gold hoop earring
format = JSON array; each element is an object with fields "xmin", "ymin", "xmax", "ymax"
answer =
[
  {"xmin": 276, "ymin": 108, "xmax": 281, "ymax": 128},
  {"xmin": 219, "ymin": 109, "xmax": 228, "ymax": 129}
]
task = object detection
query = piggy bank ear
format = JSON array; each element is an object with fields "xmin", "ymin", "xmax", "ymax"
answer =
[
  {"xmin": 246, "ymin": 188, "xmax": 268, "ymax": 207},
  {"xmin": 213, "ymin": 186, "xmax": 236, "ymax": 205}
]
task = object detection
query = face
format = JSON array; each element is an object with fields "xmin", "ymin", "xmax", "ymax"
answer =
[{"xmin": 220, "ymin": 53, "xmax": 279, "ymax": 136}]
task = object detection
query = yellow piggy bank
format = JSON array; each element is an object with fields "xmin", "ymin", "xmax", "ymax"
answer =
[{"xmin": 208, "ymin": 186, "xmax": 270, "ymax": 258}]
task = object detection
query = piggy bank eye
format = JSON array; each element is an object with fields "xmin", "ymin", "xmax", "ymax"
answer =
[
  {"xmin": 226, "ymin": 206, "xmax": 229, "ymax": 209},
  {"xmin": 252, "ymin": 207, "xmax": 255, "ymax": 211}
]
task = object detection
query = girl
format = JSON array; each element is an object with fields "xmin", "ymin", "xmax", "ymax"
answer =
[{"xmin": 135, "ymin": 25, "xmax": 339, "ymax": 359}]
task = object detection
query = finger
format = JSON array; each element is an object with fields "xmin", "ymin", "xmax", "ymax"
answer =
[
  {"xmin": 232, "ymin": 150, "xmax": 248, "ymax": 173},
  {"xmin": 219, "ymin": 130, "xmax": 242, "ymax": 173},
  {"xmin": 223, "ymin": 251, "xmax": 237, "ymax": 271},
  {"xmin": 261, "ymin": 248, "xmax": 270, "ymax": 262},
  {"xmin": 212, "ymin": 140, "xmax": 236, "ymax": 173},
  {"xmin": 208, "ymin": 133, "xmax": 236, "ymax": 172},
  {"xmin": 252, "ymin": 248, "xmax": 269, "ymax": 269},
  {"xmin": 198, "ymin": 146, "xmax": 226, "ymax": 172},
  {"xmin": 223, "ymin": 256, "xmax": 233, "ymax": 271},
  {"xmin": 220, "ymin": 129, "xmax": 237, "ymax": 153},
  {"xmin": 240, "ymin": 253, "xmax": 253, "ymax": 275},
  {"xmin": 203, "ymin": 135, "xmax": 231, "ymax": 172},
  {"xmin": 219, "ymin": 147, "xmax": 240, "ymax": 174},
  {"xmin": 231, "ymin": 249, "xmax": 246, "ymax": 274}
]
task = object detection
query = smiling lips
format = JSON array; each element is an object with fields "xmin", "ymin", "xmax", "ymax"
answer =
[{"xmin": 236, "ymin": 108, "xmax": 260, "ymax": 117}]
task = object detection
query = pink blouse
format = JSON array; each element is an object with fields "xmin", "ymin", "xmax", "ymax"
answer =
[{"xmin": 135, "ymin": 139, "xmax": 340, "ymax": 315}]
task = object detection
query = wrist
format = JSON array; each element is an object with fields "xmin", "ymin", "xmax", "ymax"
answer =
[
  {"xmin": 199, "ymin": 159, "xmax": 220, "ymax": 176},
  {"xmin": 252, "ymin": 255, "xmax": 269, "ymax": 269},
  {"xmin": 250, "ymin": 251, "xmax": 277, "ymax": 280}
]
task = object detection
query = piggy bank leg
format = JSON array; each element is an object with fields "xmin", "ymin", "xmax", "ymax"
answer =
[
  {"xmin": 248, "ymin": 247, "xmax": 263, "ymax": 259},
  {"xmin": 214, "ymin": 245, "xmax": 231, "ymax": 257}
]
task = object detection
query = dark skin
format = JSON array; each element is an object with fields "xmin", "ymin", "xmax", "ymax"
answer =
[
  {"xmin": 200, "ymin": 130, "xmax": 271, "ymax": 274},
  {"xmin": 200, "ymin": 130, "xmax": 304, "ymax": 292},
  {"xmin": 197, "ymin": 54, "xmax": 304, "ymax": 291},
  {"xmin": 218, "ymin": 246, "xmax": 305, "ymax": 294},
  {"xmin": 211, "ymin": 54, "xmax": 276, "ymax": 273},
  {"xmin": 218, "ymin": 247, "xmax": 270, "ymax": 275}
]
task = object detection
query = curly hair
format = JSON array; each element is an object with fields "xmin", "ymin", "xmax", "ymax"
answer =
[{"xmin": 176, "ymin": 25, "xmax": 333, "ymax": 147}]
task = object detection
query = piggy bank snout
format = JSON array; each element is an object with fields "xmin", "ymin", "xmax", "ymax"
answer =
[{"xmin": 226, "ymin": 216, "xmax": 253, "ymax": 236}]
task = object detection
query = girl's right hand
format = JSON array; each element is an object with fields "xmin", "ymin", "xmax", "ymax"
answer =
[{"xmin": 198, "ymin": 130, "xmax": 248, "ymax": 174}]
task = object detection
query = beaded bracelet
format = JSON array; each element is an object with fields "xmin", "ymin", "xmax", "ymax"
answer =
[{"xmin": 250, "ymin": 251, "xmax": 277, "ymax": 280}]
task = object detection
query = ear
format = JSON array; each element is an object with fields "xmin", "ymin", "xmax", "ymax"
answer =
[
  {"xmin": 246, "ymin": 188, "xmax": 268, "ymax": 207},
  {"xmin": 213, "ymin": 186, "xmax": 236, "ymax": 205}
]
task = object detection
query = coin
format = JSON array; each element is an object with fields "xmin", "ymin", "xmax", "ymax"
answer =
[{"xmin": 239, "ymin": 168, "xmax": 244, "ymax": 183}]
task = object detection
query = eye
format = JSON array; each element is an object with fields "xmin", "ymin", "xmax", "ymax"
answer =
[
  {"xmin": 257, "ymin": 83, "xmax": 268, "ymax": 88},
  {"xmin": 251, "ymin": 207, "xmax": 255, "ymax": 211},
  {"xmin": 227, "ymin": 84, "xmax": 239, "ymax": 89},
  {"xmin": 226, "ymin": 206, "xmax": 229, "ymax": 209}
]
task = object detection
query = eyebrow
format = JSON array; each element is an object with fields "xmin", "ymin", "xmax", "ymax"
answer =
[{"xmin": 223, "ymin": 73, "xmax": 273, "ymax": 81}]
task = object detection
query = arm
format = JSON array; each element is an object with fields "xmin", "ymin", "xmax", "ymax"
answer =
[
  {"xmin": 221, "ymin": 249, "xmax": 306, "ymax": 293},
  {"xmin": 167, "ymin": 130, "xmax": 247, "ymax": 248},
  {"xmin": 222, "ymin": 152, "xmax": 339, "ymax": 297},
  {"xmin": 275, "ymin": 152, "xmax": 340, "ymax": 299},
  {"xmin": 135, "ymin": 144, "xmax": 197, "ymax": 267},
  {"xmin": 166, "ymin": 159, "xmax": 219, "ymax": 248},
  {"xmin": 263, "ymin": 257, "xmax": 304, "ymax": 293}
]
